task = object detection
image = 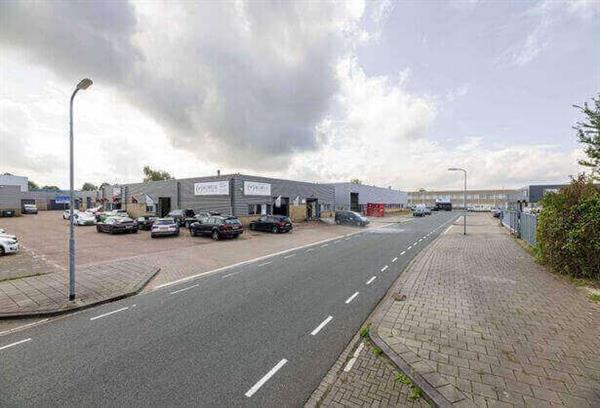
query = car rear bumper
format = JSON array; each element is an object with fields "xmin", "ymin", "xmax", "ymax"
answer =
[
  {"xmin": 113, "ymin": 226, "xmax": 138, "ymax": 232},
  {"xmin": 151, "ymin": 230, "xmax": 178, "ymax": 236}
]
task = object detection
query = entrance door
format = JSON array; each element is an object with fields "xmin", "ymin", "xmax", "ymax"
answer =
[
  {"xmin": 272, "ymin": 197, "xmax": 289, "ymax": 216},
  {"xmin": 350, "ymin": 192, "xmax": 360, "ymax": 212},
  {"xmin": 158, "ymin": 197, "xmax": 171, "ymax": 217},
  {"xmin": 306, "ymin": 198, "xmax": 318, "ymax": 219}
]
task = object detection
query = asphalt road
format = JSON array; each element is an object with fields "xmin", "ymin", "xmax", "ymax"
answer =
[{"xmin": 1, "ymin": 211, "xmax": 458, "ymax": 408}]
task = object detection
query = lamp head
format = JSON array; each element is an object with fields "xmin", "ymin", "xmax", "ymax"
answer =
[{"xmin": 76, "ymin": 78, "xmax": 93, "ymax": 90}]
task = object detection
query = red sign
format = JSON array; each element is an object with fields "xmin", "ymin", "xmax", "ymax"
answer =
[{"xmin": 366, "ymin": 203, "xmax": 385, "ymax": 217}]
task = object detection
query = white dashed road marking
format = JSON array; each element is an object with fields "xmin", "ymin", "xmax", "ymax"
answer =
[
  {"xmin": 90, "ymin": 307, "xmax": 129, "ymax": 321},
  {"xmin": 283, "ymin": 254, "xmax": 296, "ymax": 259},
  {"xmin": 345, "ymin": 292, "xmax": 359, "ymax": 304},
  {"xmin": 245, "ymin": 359, "xmax": 288, "ymax": 397},
  {"xmin": 321, "ymin": 244, "xmax": 329, "ymax": 248},
  {"xmin": 0, "ymin": 338, "xmax": 31, "ymax": 351},
  {"xmin": 366, "ymin": 276, "xmax": 377, "ymax": 285},
  {"xmin": 380, "ymin": 265, "xmax": 388, "ymax": 272},
  {"xmin": 400, "ymin": 251, "xmax": 406, "ymax": 255},
  {"xmin": 391, "ymin": 257, "xmax": 398, "ymax": 263},
  {"xmin": 310, "ymin": 316, "xmax": 333, "ymax": 336},
  {"xmin": 306, "ymin": 248, "xmax": 314, "ymax": 253},
  {"xmin": 170, "ymin": 284, "xmax": 199, "ymax": 294},
  {"xmin": 258, "ymin": 261, "xmax": 272, "ymax": 267}
]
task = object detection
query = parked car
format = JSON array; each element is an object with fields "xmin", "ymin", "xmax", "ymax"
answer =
[
  {"xmin": 190, "ymin": 215, "xmax": 243, "ymax": 240},
  {"xmin": 184, "ymin": 211, "xmax": 221, "ymax": 228},
  {"xmin": 96, "ymin": 209, "xmax": 128, "ymax": 222},
  {"xmin": 249, "ymin": 215, "xmax": 294, "ymax": 233},
  {"xmin": 168, "ymin": 209, "xmax": 196, "ymax": 227},
  {"xmin": 0, "ymin": 231, "xmax": 17, "ymax": 241},
  {"xmin": 22, "ymin": 204, "xmax": 38, "ymax": 214},
  {"xmin": 334, "ymin": 211, "xmax": 370, "ymax": 227},
  {"xmin": 96, "ymin": 216, "xmax": 138, "ymax": 234},
  {"xmin": 137, "ymin": 216, "xmax": 158, "ymax": 230},
  {"xmin": 0, "ymin": 236, "xmax": 19, "ymax": 255},
  {"xmin": 150, "ymin": 217, "xmax": 180, "ymax": 238},
  {"xmin": 413, "ymin": 205, "xmax": 427, "ymax": 217},
  {"xmin": 491, "ymin": 208, "xmax": 503, "ymax": 218},
  {"xmin": 424, "ymin": 206, "xmax": 432, "ymax": 215},
  {"xmin": 63, "ymin": 209, "xmax": 80, "ymax": 220},
  {"xmin": 73, "ymin": 212, "xmax": 96, "ymax": 226}
]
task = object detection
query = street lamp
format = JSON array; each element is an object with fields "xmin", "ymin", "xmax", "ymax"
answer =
[
  {"xmin": 448, "ymin": 167, "xmax": 467, "ymax": 235},
  {"xmin": 69, "ymin": 78, "xmax": 93, "ymax": 301}
]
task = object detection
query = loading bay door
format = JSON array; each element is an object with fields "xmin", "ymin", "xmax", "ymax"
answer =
[{"xmin": 350, "ymin": 192, "xmax": 360, "ymax": 212}]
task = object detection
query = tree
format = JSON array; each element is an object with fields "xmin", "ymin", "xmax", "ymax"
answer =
[
  {"xmin": 41, "ymin": 185, "xmax": 61, "ymax": 191},
  {"xmin": 350, "ymin": 178, "xmax": 363, "ymax": 184},
  {"xmin": 28, "ymin": 180, "xmax": 39, "ymax": 190},
  {"xmin": 143, "ymin": 166, "xmax": 173, "ymax": 182},
  {"xmin": 81, "ymin": 182, "xmax": 97, "ymax": 191},
  {"xmin": 574, "ymin": 94, "xmax": 600, "ymax": 180}
]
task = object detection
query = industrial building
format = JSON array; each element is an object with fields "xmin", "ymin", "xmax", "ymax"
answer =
[
  {"xmin": 102, "ymin": 174, "xmax": 336, "ymax": 222},
  {"xmin": 0, "ymin": 173, "xmax": 100, "ymax": 215},
  {"xmin": 408, "ymin": 189, "xmax": 518, "ymax": 209},
  {"xmin": 330, "ymin": 183, "xmax": 408, "ymax": 212}
]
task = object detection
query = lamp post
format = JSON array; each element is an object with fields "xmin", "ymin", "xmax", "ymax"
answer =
[
  {"xmin": 69, "ymin": 78, "xmax": 93, "ymax": 301},
  {"xmin": 448, "ymin": 167, "xmax": 467, "ymax": 235}
]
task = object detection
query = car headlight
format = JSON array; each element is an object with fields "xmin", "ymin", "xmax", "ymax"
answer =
[{"xmin": 8, "ymin": 240, "xmax": 17, "ymax": 245}]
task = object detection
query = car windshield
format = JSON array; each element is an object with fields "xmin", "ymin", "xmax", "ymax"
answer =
[
  {"xmin": 169, "ymin": 210, "xmax": 183, "ymax": 216},
  {"xmin": 155, "ymin": 219, "xmax": 175, "ymax": 225},
  {"xmin": 225, "ymin": 218, "xmax": 240, "ymax": 224}
]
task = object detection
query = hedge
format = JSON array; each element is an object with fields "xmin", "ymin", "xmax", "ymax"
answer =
[{"xmin": 536, "ymin": 175, "xmax": 600, "ymax": 280}]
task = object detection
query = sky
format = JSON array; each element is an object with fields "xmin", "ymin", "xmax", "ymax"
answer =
[{"xmin": 1, "ymin": 0, "xmax": 598, "ymax": 191}]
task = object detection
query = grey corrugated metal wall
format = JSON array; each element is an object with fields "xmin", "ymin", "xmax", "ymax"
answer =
[
  {"xmin": 232, "ymin": 174, "xmax": 334, "ymax": 216},
  {"xmin": 0, "ymin": 185, "xmax": 20, "ymax": 209},
  {"xmin": 329, "ymin": 183, "xmax": 408, "ymax": 210},
  {"xmin": 113, "ymin": 174, "xmax": 335, "ymax": 217}
]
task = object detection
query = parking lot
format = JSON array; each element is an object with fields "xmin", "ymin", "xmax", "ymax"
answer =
[{"xmin": 0, "ymin": 211, "xmax": 407, "ymax": 290}]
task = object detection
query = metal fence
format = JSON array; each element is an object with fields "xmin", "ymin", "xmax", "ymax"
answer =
[{"xmin": 501, "ymin": 210, "xmax": 537, "ymax": 246}]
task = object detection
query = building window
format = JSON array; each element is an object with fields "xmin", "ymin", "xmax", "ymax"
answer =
[{"xmin": 248, "ymin": 204, "xmax": 259, "ymax": 215}]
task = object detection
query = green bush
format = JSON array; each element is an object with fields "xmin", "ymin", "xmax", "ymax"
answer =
[{"xmin": 536, "ymin": 175, "xmax": 600, "ymax": 280}]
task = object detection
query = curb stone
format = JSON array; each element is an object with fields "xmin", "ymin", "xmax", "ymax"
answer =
[{"xmin": 0, "ymin": 267, "xmax": 160, "ymax": 319}]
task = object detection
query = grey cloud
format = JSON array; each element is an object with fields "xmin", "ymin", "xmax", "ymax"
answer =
[{"xmin": 1, "ymin": 1, "xmax": 360, "ymax": 169}]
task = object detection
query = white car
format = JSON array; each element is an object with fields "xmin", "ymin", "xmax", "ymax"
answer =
[
  {"xmin": 0, "ymin": 236, "xmax": 19, "ymax": 255},
  {"xmin": 76, "ymin": 212, "xmax": 96, "ymax": 226},
  {"xmin": 62, "ymin": 209, "xmax": 80, "ymax": 220}
]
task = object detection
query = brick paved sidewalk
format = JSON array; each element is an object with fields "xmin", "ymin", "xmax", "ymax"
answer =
[
  {"xmin": 307, "ymin": 330, "xmax": 431, "ymax": 408},
  {"xmin": 373, "ymin": 214, "xmax": 600, "ymax": 407},
  {"xmin": 0, "ymin": 258, "xmax": 158, "ymax": 317}
]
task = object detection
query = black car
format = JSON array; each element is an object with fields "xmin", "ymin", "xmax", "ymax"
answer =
[
  {"xmin": 249, "ymin": 215, "xmax": 293, "ymax": 233},
  {"xmin": 334, "ymin": 211, "xmax": 369, "ymax": 226},
  {"xmin": 168, "ymin": 209, "xmax": 196, "ymax": 227},
  {"xmin": 150, "ymin": 218, "xmax": 180, "ymax": 238},
  {"xmin": 184, "ymin": 211, "xmax": 221, "ymax": 228},
  {"xmin": 137, "ymin": 216, "xmax": 158, "ymax": 230},
  {"xmin": 96, "ymin": 216, "xmax": 138, "ymax": 234},
  {"xmin": 189, "ymin": 216, "xmax": 243, "ymax": 240}
]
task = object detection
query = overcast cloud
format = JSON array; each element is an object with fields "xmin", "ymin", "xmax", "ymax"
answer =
[{"xmin": 0, "ymin": 0, "xmax": 596, "ymax": 190}]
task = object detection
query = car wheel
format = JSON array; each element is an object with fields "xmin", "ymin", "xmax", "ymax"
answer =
[
  {"xmin": 151, "ymin": 234, "xmax": 156, "ymax": 238},
  {"xmin": 234, "ymin": 234, "xmax": 240, "ymax": 239},
  {"xmin": 335, "ymin": 219, "xmax": 340, "ymax": 225},
  {"xmin": 190, "ymin": 229, "xmax": 196, "ymax": 237},
  {"xmin": 132, "ymin": 229, "xmax": 138, "ymax": 234},
  {"xmin": 250, "ymin": 224, "xmax": 255, "ymax": 230},
  {"xmin": 212, "ymin": 230, "xmax": 219, "ymax": 240},
  {"xmin": 0, "ymin": 246, "xmax": 5, "ymax": 256},
  {"xmin": 96, "ymin": 226, "xmax": 102, "ymax": 233},
  {"xmin": 271, "ymin": 226, "xmax": 278, "ymax": 234},
  {"xmin": 109, "ymin": 227, "xmax": 114, "ymax": 235}
]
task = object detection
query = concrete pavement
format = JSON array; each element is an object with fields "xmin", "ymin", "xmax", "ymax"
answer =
[{"xmin": 0, "ymin": 211, "xmax": 456, "ymax": 407}]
